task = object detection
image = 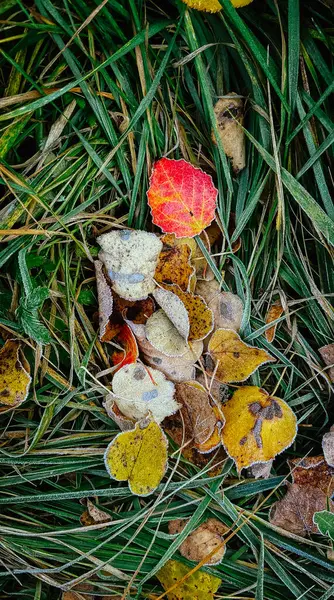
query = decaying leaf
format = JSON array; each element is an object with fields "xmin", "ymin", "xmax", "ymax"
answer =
[
  {"xmin": 319, "ymin": 343, "xmax": 334, "ymax": 382},
  {"xmin": 221, "ymin": 387, "xmax": 297, "ymax": 471},
  {"xmin": 112, "ymin": 362, "xmax": 179, "ymax": 423},
  {"xmin": 169, "ymin": 518, "xmax": 228, "ymax": 565},
  {"xmin": 104, "ymin": 420, "xmax": 168, "ymax": 496},
  {"xmin": 181, "ymin": 0, "xmax": 252, "ymax": 11},
  {"xmin": 212, "ymin": 93, "xmax": 245, "ymax": 173},
  {"xmin": 208, "ymin": 329, "xmax": 275, "ymax": 383},
  {"xmin": 153, "ymin": 287, "xmax": 190, "ymax": 340},
  {"xmin": 175, "ymin": 382, "xmax": 219, "ymax": 447},
  {"xmin": 104, "ymin": 396, "xmax": 135, "ymax": 431},
  {"xmin": 147, "ymin": 158, "xmax": 218, "ymax": 238},
  {"xmin": 155, "ymin": 285, "xmax": 214, "ymax": 342},
  {"xmin": 270, "ymin": 456, "xmax": 334, "ymax": 536},
  {"xmin": 265, "ymin": 302, "xmax": 284, "ymax": 343},
  {"xmin": 95, "ymin": 260, "xmax": 113, "ymax": 340},
  {"xmin": 155, "ymin": 241, "xmax": 194, "ymax": 291},
  {"xmin": 109, "ymin": 323, "xmax": 139, "ymax": 371},
  {"xmin": 97, "ymin": 229, "xmax": 162, "ymax": 301},
  {"xmin": 156, "ymin": 559, "xmax": 221, "ymax": 600},
  {"xmin": 0, "ymin": 340, "xmax": 31, "ymax": 409},
  {"xmin": 249, "ymin": 460, "xmax": 273, "ymax": 479},
  {"xmin": 322, "ymin": 426, "xmax": 334, "ymax": 467},
  {"xmin": 146, "ymin": 309, "xmax": 190, "ymax": 357},
  {"xmin": 195, "ymin": 280, "xmax": 243, "ymax": 333},
  {"xmin": 113, "ymin": 293, "xmax": 155, "ymax": 324},
  {"xmin": 80, "ymin": 499, "xmax": 111, "ymax": 526}
]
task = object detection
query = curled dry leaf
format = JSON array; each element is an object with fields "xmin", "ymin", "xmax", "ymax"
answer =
[
  {"xmin": 319, "ymin": 343, "xmax": 334, "ymax": 382},
  {"xmin": 175, "ymin": 382, "xmax": 219, "ymax": 447},
  {"xmin": 157, "ymin": 559, "xmax": 221, "ymax": 600},
  {"xmin": 169, "ymin": 518, "xmax": 228, "ymax": 565},
  {"xmin": 322, "ymin": 426, "xmax": 334, "ymax": 467},
  {"xmin": 104, "ymin": 420, "xmax": 168, "ymax": 496},
  {"xmin": 212, "ymin": 93, "xmax": 245, "ymax": 173},
  {"xmin": 221, "ymin": 386, "xmax": 297, "ymax": 471},
  {"xmin": 208, "ymin": 329, "xmax": 275, "ymax": 383},
  {"xmin": 95, "ymin": 260, "xmax": 113, "ymax": 340},
  {"xmin": 112, "ymin": 362, "xmax": 179, "ymax": 424},
  {"xmin": 104, "ymin": 396, "xmax": 135, "ymax": 431},
  {"xmin": 113, "ymin": 293, "xmax": 155, "ymax": 324},
  {"xmin": 80, "ymin": 499, "xmax": 111, "ymax": 526},
  {"xmin": 109, "ymin": 323, "xmax": 139, "ymax": 371},
  {"xmin": 155, "ymin": 240, "xmax": 194, "ymax": 291},
  {"xmin": 97, "ymin": 229, "xmax": 162, "ymax": 301},
  {"xmin": 195, "ymin": 280, "xmax": 243, "ymax": 333},
  {"xmin": 270, "ymin": 455, "xmax": 334, "ymax": 536},
  {"xmin": 147, "ymin": 158, "xmax": 218, "ymax": 238},
  {"xmin": 265, "ymin": 302, "xmax": 284, "ymax": 343},
  {"xmin": 0, "ymin": 340, "xmax": 31, "ymax": 411},
  {"xmin": 181, "ymin": 0, "xmax": 252, "ymax": 11},
  {"xmin": 146, "ymin": 309, "xmax": 190, "ymax": 357},
  {"xmin": 155, "ymin": 285, "xmax": 214, "ymax": 342}
]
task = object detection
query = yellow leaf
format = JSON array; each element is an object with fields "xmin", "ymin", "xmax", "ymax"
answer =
[
  {"xmin": 208, "ymin": 329, "xmax": 275, "ymax": 383},
  {"xmin": 0, "ymin": 340, "xmax": 31, "ymax": 409},
  {"xmin": 221, "ymin": 386, "xmax": 297, "ymax": 471},
  {"xmin": 265, "ymin": 302, "xmax": 284, "ymax": 343},
  {"xmin": 155, "ymin": 241, "xmax": 194, "ymax": 291},
  {"xmin": 104, "ymin": 420, "xmax": 168, "ymax": 496},
  {"xmin": 181, "ymin": 0, "xmax": 253, "ymax": 11},
  {"xmin": 157, "ymin": 559, "xmax": 221, "ymax": 600}
]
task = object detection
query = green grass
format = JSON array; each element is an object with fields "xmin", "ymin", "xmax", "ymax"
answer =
[{"xmin": 0, "ymin": 0, "xmax": 333, "ymax": 598}]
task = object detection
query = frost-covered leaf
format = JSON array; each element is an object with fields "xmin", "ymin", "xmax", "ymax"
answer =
[
  {"xmin": 175, "ymin": 382, "xmax": 218, "ymax": 446},
  {"xmin": 157, "ymin": 559, "xmax": 221, "ymax": 600},
  {"xmin": 212, "ymin": 93, "xmax": 245, "ymax": 172},
  {"xmin": 103, "ymin": 396, "xmax": 135, "ymax": 431},
  {"xmin": 0, "ymin": 340, "xmax": 31, "ymax": 410},
  {"xmin": 97, "ymin": 229, "xmax": 162, "ymax": 300},
  {"xmin": 16, "ymin": 286, "xmax": 51, "ymax": 344},
  {"xmin": 314, "ymin": 511, "xmax": 334, "ymax": 540},
  {"xmin": 153, "ymin": 287, "xmax": 190, "ymax": 340},
  {"xmin": 319, "ymin": 343, "xmax": 334, "ymax": 382},
  {"xmin": 147, "ymin": 158, "xmax": 218, "ymax": 238},
  {"xmin": 80, "ymin": 499, "xmax": 111, "ymax": 526},
  {"xmin": 146, "ymin": 309, "xmax": 190, "ymax": 357},
  {"xmin": 112, "ymin": 362, "xmax": 178, "ymax": 423},
  {"xmin": 169, "ymin": 518, "xmax": 228, "ymax": 565},
  {"xmin": 95, "ymin": 260, "xmax": 113, "ymax": 340},
  {"xmin": 104, "ymin": 420, "xmax": 168, "ymax": 496},
  {"xmin": 221, "ymin": 386, "xmax": 297, "ymax": 471},
  {"xmin": 322, "ymin": 426, "xmax": 334, "ymax": 467},
  {"xmin": 155, "ymin": 239, "xmax": 194, "ymax": 291},
  {"xmin": 195, "ymin": 280, "xmax": 243, "ymax": 333},
  {"xmin": 208, "ymin": 329, "xmax": 275, "ymax": 383}
]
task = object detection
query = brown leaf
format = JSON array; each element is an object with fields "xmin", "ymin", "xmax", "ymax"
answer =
[
  {"xmin": 319, "ymin": 343, "xmax": 334, "ymax": 382},
  {"xmin": 322, "ymin": 426, "xmax": 334, "ymax": 467},
  {"xmin": 80, "ymin": 499, "xmax": 111, "ymax": 526},
  {"xmin": 249, "ymin": 460, "xmax": 273, "ymax": 479},
  {"xmin": 212, "ymin": 93, "xmax": 245, "ymax": 173},
  {"xmin": 155, "ymin": 241, "xmax": 194, "ymax": 291},
  {"xmin": 114, "ymin": 293, "xmax": 155, "ymax": 324},
  {"xmin": 174, "ymin": 382, "xmax": 218, "ymax": 446},
  {"xmin": 270, "ymin": 455, "xmax": 334, "ymax": 536},
  {"xmin": 95, "ymin": 260, "xmax": 113, "ymax": 340},
  {"xmin": 195, "ymin": 280, "xmax": 243, "ymax": 334},
  {"xmin": 265, "ymin": 302, "xmax": 284, "ymax": 343},
  {"xmin": 168, "ymin": 518, "xmax": 228, "ymax": 565}
]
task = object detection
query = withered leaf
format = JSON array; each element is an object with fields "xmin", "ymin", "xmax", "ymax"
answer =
[
  {"xmin": 95, "ymin": 260, "xmax": 113, "ymax": 340},
  {"xmin": 319, "ymin": 343, "xmax": 334, "ymax": 382},
  {"xmin": 168, "ymin": 518, "xmax": 228, "ymax": 565},
  {"xmin": 212, "ymin": 93, "xmax": 245, "ymax": 173}
]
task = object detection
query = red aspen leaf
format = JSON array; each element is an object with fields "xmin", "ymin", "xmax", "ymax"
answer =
[
  {"xmin": 221, "ymin": 386, "xmax": 297, "ymax": 471},
  {"xmin": 147, "ymin": 158, "xmax": 218, "ymax": 238},
  {"xmin": 208, "ymin": 329, "xmax": 275, "ymax": 383},
  {"xmin": 110, "ymin": 323, "xmax": 139, "ymax": 371},
  {"xmin": 265, "ymin": 302, "xmax": 284, "ymax": 343}
]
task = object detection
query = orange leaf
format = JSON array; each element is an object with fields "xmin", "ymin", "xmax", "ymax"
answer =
[
  {"xmin": 147, "ymin": 158, "xmax": 218, "ymax": 238},
  {"xmin": 265, "ymin": 302, "xmax": 284, "ymax": 343},
  {"xmin": 155, "ymin": 242, "xmax": 194, "ymax": 291},
  {"xmin": 110, "ymin": 323, "xmax": 139, "ymax": 370},
  {"xmin": 208, "ymin": 329, "xmax": 275, "ymax": 383},
  {"xmin": 221, "ymin": 386, "xmax": 297, "ymax": 471}
]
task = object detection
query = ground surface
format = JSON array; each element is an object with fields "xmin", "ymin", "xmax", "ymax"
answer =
[{"xmin": 0, "ymin": 0, "xmax": 333, "ymax": 598}]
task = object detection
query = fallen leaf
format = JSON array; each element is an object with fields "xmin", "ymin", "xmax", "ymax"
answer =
[
  {"xmin": 322, "ymin": 426, "xmax": 334, "ymax": 467},
  {"xmin": 80, "ymin": 499, "xmax": 111, "ymax": 526},
  {"xmin": 147, "ymin": 158, "xmax": 218, "ymax": 238},
  {"xmin": 212, "ymin": 93, "xmax": 246, "ymax": 173},
  {"xmin": 109, "ymin": 323, "xmax": 139, "ymax": 371},
  {"xmin": 155, "ymin": 285, "xmax": 213, "ymax": 342},
  {"xmin": 314, "ymin": 510, "xmax": 334, "ymax": 540},
  {"xmin": 104, "ymin": 419, "xmax": 168, "ymax": 496},
  {"xmin": 156, "ymin": 559, "xmax": 221, "ymax": 600},
  {"xmin": 265, "ymin": 302, "xmax": 284, "ymax": 343},
  {"xmin": 101, "ymin": 321, "xmax": 123, "ymax": 343},
  {"xmin": 181, "ymin": 0, "xmax": 252, "ymax": 11},
  {"xmin": 270, "ymin": 455, "xmax": 334, "ymax": 536},
  {"xmin": 103, "ymin": 396, "xmax": 135, "ymax": 431},
  {"xmin": 208, "ymin": 329, "xmax": 275, "ymax": 383},
  {"xmin": 249, "ymin": 460, "xmax": 273, "ymax": 479},
  {"xmin": 155, "ymin": 241, "xmax": 194, "ymax": 291},
  {"xmin": 194, "ymin": 223, "xmax": 222, "ymax": 281},
  {"xmin": 221, "ymin": 386, "xmax": 297, "ymax": 471},
  {"xmin": 319, "ymin": 343, "xmax": 334, "ymax": 382},
  {"xmin": 0, "ymin": 340, "xmax": 31, "ymax": 409},
  {"xmin": 95, "ymin": 260, "xmax": 113, "ymax": 340},
  {"xmin": 169, "ymin": 518, "xmax": 228, "ymax": 565},
  {"xmin": 97, "ymin": 229, "xmax": 162, "ymax": 300},
  {"xmin": 175, "ymin": 382, "xmax": 219, "ymax": 446},
  {"xmin": 146, "ymin": 309, "xmax": 190, "ymax": 357},
  {"xmin": 112, "ymin": 362, "xmax": 179, "ymax": 423},
  {"xmin": 195, "ymin": 280, "xmax": 243, "ymax": 333},
  {"xmin": 113, "ymin": 293, "xmax": 155, "ymax": 324}
]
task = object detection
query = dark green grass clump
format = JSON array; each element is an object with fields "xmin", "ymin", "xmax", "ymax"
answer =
[{"xmin": 0, "ymin": 0, "xmax": 333, "ymax": 598}]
